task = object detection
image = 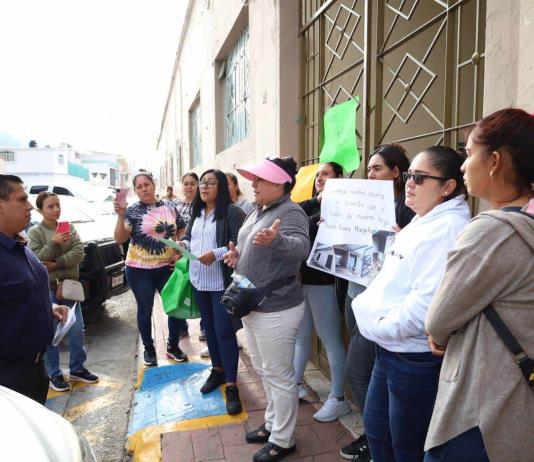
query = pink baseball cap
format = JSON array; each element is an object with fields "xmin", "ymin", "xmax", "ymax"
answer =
[{"xmin": 237, "ymin": 158, "xmax": 292, "ymax": 184}]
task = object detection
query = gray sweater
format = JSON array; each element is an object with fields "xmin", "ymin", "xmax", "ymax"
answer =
[{"xmin": 235, "ymin": 194, "xmax": 310, "ymax": 313}]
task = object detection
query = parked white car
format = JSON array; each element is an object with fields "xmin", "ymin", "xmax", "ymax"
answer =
[{"xmin": 0, "ymin": 386, "xmax": 96, "ymax": 461}]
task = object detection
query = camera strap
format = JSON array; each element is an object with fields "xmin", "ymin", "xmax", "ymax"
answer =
[
  {"xmin": 261, "ymin": 275, "xmax": 296, "ymax": 293},
  {"xmin": 483, "ymin": 304, "xmax": 534, "ymax": 390}
]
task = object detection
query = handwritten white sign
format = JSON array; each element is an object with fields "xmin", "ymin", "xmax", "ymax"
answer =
[{"xmin": 306, "ymin": 179, "xmax": 396, "ymax": 286}]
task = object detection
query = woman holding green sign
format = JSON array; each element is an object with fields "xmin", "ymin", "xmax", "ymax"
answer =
[{"xmin": 180, "ymin": 169, "xmax": 245, "ymax": 415}]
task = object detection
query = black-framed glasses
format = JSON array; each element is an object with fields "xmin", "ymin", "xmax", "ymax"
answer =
[
  {"xmin": 199, "ymin": 180, "xmax": 218, "ymax": 188},
  {"xmin": 402, "ymin": 172, "xmax": 447, "ymax": 185}
]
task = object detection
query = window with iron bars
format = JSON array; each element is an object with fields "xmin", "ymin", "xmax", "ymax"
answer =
[{"xmin": 224, "ymin": 26, "xmax": 250, "ymax": 149}]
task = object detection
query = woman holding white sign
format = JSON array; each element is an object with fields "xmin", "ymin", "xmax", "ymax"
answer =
[
  {"xmin": 353, "ymin": 146, "xmax": 470, "ymax": 462},
  {"xmin": 293, "ymin": 161, "xmax": 353, "ymax": 422}
]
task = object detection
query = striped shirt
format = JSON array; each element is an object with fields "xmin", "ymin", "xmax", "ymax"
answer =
[
  {"xmin": 188, "ymin": 209, "xmax": 228, "ymax": 291},
  {"xmin": 173, "ymin": 199, "xmax": 193, "ymax": 225}
]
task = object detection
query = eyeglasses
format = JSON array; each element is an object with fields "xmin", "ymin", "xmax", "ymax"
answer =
[
  {"xmin": 199, "ymin": 180, "xmax": 218, "ymax": 188},
  {"xmin": 402, "ymin": 172, "xmax": 447, "ymax": 185}
]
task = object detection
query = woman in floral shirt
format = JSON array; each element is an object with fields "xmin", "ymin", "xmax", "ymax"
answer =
[{"xmin": 114, "ymin": 172, "xmax": 186, "ymax": 367}]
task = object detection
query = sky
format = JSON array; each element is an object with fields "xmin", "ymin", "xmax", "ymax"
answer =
[{"xmin": 0, "ymin": 0, "xmax": 188, "ymax": 169}]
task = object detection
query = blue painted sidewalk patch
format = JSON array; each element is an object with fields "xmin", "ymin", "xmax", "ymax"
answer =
[{"xmin": 127, "ymin": 362, "xmax": 227, "ymax": 436}]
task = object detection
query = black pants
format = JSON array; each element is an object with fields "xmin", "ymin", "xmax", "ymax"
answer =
[{"xmin": 0, "ymin": 359, "xmax": 49, "ymax": 404}]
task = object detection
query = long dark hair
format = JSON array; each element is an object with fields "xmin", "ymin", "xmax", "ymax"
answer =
[
  {"xmin": 424, "ymin": 146, "xmax": 467, "ymax": 201},
  {"xmin": 370, "ymin": 144, "xmax": 410, "ymax": 197},
  {"xmin": 225, "ymin": 172, "xmax": 243, "ymax": 197},
  {"xmin": 191, "ymin": 169, "xmax": 232, "ymax": 220},
  {"xmin": 312, "ymin": 162, "xmax": 344, "ymax": 197}
]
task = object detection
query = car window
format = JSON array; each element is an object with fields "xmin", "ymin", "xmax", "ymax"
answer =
[
  {"xmin": 29, "ymin": 185, "xmax": 48, "ymax": 194},
  {"xmin": 52, "ymin": 186, "xmax": 74, "ymax": 196}
]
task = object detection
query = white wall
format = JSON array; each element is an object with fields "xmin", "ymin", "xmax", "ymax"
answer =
[
  {"xmin": 484, "ymin": 0, "xmax": 534, "ymax": 113},
  {"xmin": 158, "ymin": 0, "xmax": 301, "ymax": 200},
  {"xmin": 3, "ymin": 148, "xmax": 71, "ymax": 175}
]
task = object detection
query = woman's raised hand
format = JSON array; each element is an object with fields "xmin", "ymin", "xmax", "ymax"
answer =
[
  {"xmin": 223, "ymin": 241, "xmax": 239, "ymax": 268},
  {"xmin": 253, "ymin": 219, "xmax": 281, "ymax": 247}
]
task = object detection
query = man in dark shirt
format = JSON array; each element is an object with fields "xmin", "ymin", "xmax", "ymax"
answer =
[{"xmin": 0, "ymin": 174, "xmax": 68, "ymax": 404}]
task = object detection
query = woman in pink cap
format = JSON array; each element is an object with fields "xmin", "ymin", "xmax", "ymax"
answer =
[{"xmin": 224, "ymin": 157, "xmax": 310, "ymax": 462}]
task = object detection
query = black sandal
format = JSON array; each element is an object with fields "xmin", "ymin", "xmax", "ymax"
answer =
[
  {"xmin": 246, "ymin": 423, "xmax": 271, "ymax": 444},
  {"xmin": 253, "ymin": 442, "xmax": 296, "ymax": 462}
]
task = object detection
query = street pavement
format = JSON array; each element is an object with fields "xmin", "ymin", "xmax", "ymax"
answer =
[
  {"xmin": 46, "ymin": 290, "xmax": 139, "ymax": 462},
  {"xmin": 45, "ymin": 289, "xmax": 362, "ymax": 461},
  {"xmin": 134, "ymin": 298, "xmax": 359, "ymax": 462}
]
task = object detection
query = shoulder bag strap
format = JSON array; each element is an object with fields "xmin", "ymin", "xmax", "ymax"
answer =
[{"xmin": 483, "ymin": 304, "xmax": 534, "ymax": 387}]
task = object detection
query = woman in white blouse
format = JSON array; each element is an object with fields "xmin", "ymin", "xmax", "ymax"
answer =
[{"xmin": 180, "ymin": 169, "xmax": 245, "ymax": 415}]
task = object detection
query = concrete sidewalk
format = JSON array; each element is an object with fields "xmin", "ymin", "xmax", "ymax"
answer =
[{"xmin": 131, "ymin": 299, "xmax": 360, "ymax": 461}]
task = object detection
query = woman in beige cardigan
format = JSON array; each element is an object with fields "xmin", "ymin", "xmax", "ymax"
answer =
[{"xmin": 424, "ymin": 108, "xmax": 534, "ymax": 462}]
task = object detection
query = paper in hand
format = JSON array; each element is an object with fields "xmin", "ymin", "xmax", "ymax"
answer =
[
  {"xmin": 52, "ymin": 303, "xmax": 77, "ymax": 346},
  {"xmin": 157, "ymin": 237, "xmax": 199, "ymax": 260}
]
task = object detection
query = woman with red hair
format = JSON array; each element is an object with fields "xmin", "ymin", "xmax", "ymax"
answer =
[{"xmin": 424, "ymin": 108, "xmax": 534, "ymax": 462}]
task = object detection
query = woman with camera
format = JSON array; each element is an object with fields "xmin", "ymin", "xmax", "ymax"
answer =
[
  {"xmin": 353, "ymin": 146, "xmax": 470, "ymax": 462},
  {"xmin": 224, "ymin": 157, "xmax": 309, "ymax": 462},
  {"xmin": 28, "ymin": 192, "xmax": 99, "ymax": 392},
  {"xmin": 180, "ymin": 169, "xmax": 245, "ymax": 415},
  {"xmin": 424, "ymin": 108, "xmax": 534, "ymax": 462}
]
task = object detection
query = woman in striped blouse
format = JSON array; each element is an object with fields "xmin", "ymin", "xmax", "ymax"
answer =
[
  {"xmin": 173, "ymin": 172, "xmax": 199, "ymax": 225},
  {"xmin": 180, "ymin": 169, "xmax": 245, "ymax": 415}
]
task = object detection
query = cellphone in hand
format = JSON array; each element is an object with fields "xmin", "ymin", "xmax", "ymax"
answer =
[
  {"xmin": 115, "ymin": 188, "xmax": 128, "ymax": 207},
  {"xmin": 57, "ymin": 221, "xmax": 70, "ymax": 234}
]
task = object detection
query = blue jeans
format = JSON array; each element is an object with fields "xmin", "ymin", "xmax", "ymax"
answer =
[
  {"xmin": 46, "ymin": 291, "xmax": 87, "ymax": 377},
  {"xmin": 424, "ymin": 427, "xmax": 489, "ymax": 462},
  {"xmin": 294, "ymin": 284, "xmax": 347, "ymax": 397},
  {"xmin": 125, "ymin": 266, "xmax": 187, "ymax": 348},
  {"xmin": 364, "ymin": 346, "xmax": 442, "ymax": 462},
  {"xmin": 193, "ymin": 288, "xmax": 239, "ymax": 383}
]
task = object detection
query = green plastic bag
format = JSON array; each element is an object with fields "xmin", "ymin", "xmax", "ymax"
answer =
[{"xmin": 161, "ymin": 258, "xmax": 200, "ymax": 319}]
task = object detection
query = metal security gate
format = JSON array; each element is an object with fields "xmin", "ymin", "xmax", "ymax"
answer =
[
  {"xmin": 300, "ymin": 0, "xmax": 485, "ymax": 374},
  {"xmin": 300, "ymin": 0, "xmax": 485, "ymax": 170}
]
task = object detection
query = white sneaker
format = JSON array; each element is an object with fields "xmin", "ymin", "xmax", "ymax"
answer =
[
  {"xmin": 200, "ymin": 346, "xmax": 210, "ymax": 358},
  {"xmin": 313, "ymin": 394, "xmax": 351, "ymax": 422},
  {"xmin": 298, "ymin": 382, "xmax": 319, "ymax": 403}
]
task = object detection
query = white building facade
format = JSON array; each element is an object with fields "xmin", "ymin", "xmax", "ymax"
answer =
[{"xmin": 157, "ymin": 0, "xmax": 300, "ymax": 197}]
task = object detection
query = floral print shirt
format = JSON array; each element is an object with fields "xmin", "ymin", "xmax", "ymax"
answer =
[{"xmin": 124, "ymin": 200, "xmax": 186, "ymax": 269}]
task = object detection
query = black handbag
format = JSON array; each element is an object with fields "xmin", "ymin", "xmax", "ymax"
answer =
[{"xmin": 221, "ymin": 276, "xmax": 296, "ymax": 319}]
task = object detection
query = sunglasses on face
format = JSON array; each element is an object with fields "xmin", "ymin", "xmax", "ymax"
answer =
[{"xmin": 402, "ymin": 172, "xmax": 447, "ymax": 185}]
